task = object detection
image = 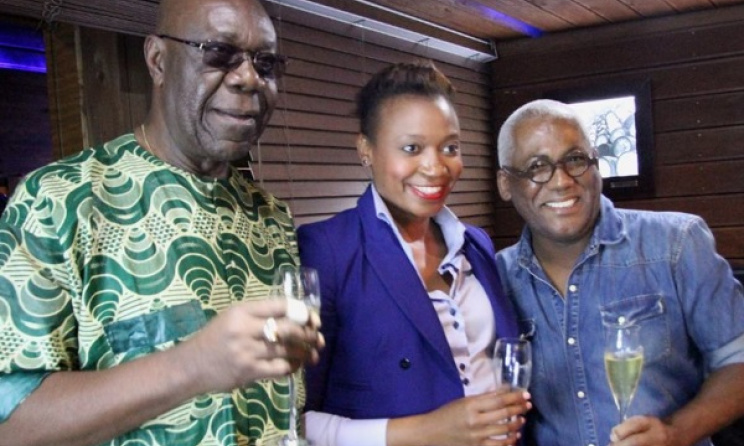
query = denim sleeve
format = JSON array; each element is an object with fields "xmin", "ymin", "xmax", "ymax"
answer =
[
  {"xmin": 0, "ymin": 372, "xmax": 51, "ymax": 422},
  {"xmin": 674, "ymin": 216, "xmax": 744, "ymax": 361},
  {"xmin": 709, "ymin": 332, "xmax": 744, "ymax": 371}
]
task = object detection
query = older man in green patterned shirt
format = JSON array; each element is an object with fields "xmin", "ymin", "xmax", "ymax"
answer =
[{"xmin": 0, "ymin": 0, "xmax": 323, "ymax": 445}]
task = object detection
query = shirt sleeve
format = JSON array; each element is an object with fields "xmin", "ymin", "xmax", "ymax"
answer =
[
  {"xmin": 674, "ymin": 216, "xmax": 744, "ymax": 365},
  {"xmin": 0, "ymin": 182, "xmax": 78, "ymax": 422},
  {"xmin": 708, "ymin": 331, "xmax": 744, "ymax": 371},
  {"xmin": 304, "ymin": 410, "xmax": 388, "ymax": 446}
]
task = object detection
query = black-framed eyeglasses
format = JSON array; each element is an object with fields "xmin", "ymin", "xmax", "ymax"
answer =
[
  {"xmin": 502, "ymin": 151, "xmax": 599, "ymax": 184},
  {"xmin": 158, "ymin": 34, "xmax": 287, "ymax": 79}
]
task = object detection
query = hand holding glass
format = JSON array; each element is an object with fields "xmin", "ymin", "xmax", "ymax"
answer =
[
  {"xmin": 604, "ymin": 323, "xmax": 644, "ymax": 421},
  {"xmin": 270, "ymin": 265, "xmax": 321, "ymax": 446}
]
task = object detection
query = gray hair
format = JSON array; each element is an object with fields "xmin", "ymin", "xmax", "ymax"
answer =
[{"xmin": 497, "ymin": 99, "xmax": 590, "ymax": 166}]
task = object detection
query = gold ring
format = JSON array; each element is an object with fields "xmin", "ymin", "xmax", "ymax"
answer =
[{"xmin": 263, "ymin": 317, "xmax": 279, "ymax": 344}]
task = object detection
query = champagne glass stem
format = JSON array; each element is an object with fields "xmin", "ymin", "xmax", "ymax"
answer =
[{"xmin": 288, "ymin": 375, "xmax": 298, "ymax": 441}]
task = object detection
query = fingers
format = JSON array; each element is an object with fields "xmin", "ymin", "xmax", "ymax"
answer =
[
  {"xmin": 187, "ymin": 298, "xmax": 325, "ymax": 391},
  {"xmin": 609, "ymin": 416, "xmax": 668, "ymax": 445},
  {"xmin": 242, "ymin": 298, "xmax": 322, "ymax": 331},
  {"xmin": 610, "ymin": 415, "xmax": 646, "ymax": 442},
  {"xmin": 252, "ymin": 302, "xmax": 324, "ymax": 369},
  {"xmin": 483, "ymin": 418, "xmax": 525, "ymax": 446},
  {"xmin": 263, "ymin": 320, "xmax": 324, "ymax": 361},
  {"xmin": 480, "ymin": 389, "xmax": 532, "ymax": 416}
]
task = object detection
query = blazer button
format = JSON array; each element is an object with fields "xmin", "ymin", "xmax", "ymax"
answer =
[{"xmin": 399, "ymin": 358, "xmax": 411, "ymax": 370}]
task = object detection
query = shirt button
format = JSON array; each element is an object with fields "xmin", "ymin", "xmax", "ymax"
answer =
[
  {"xmin": 568, "ymin": 284, "xmax": 578, "ymax": 293},
  {"xmin": 588, "ymin": 444, "xmax": 596, "ymax": 446},
  {"xmin": 462, "ymin": 378, "xmax": 470, "ymax": 386},
  {"xmin": 617, "ymin": 316, "xmax": 627, "ymax": 325},
  {"xmin": 567, "ymin": 337, "xmax": 576, "ymax": 345},
  {"xmin": 454, "ymin": 321, "xmax": 460, "ymax": 329},
  {"xmin": 577, "ymin": 391, "xmax": 586, "ymax": 398},
  {"xmin": 459, "ymin": 363, "xmax": 466, "ymax": 371},
  {"xmin": 399, "ymin": 358, "xmax": 411, "ymax": 370}
]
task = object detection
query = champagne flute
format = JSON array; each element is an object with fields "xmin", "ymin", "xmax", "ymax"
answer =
[
  {"xmin": 270, "ymin": 265, "xmax": 321, "ymax": 446},
  {"xmin": 493, "ymin": 337, "xmax": 532, "ymax": 391},
  {"xmin": 604, "ymin": 323, "xmax": 644, "ymax": 421},
  {"xmin": 491, "ymin": 337, "xmax": 531, "ymax": 440}
]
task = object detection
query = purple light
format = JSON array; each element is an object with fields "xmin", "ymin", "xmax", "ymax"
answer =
[
  {"xmin": 457, "ymin": 0, "xmax": 543, "ymax": 38},
  {"xmin": 0, "ymin": 47, "xmax": 46, "ymax": 73},
  {"xmin": 0, "ymin": 21, "xmax": 47, "ymax": 73}
]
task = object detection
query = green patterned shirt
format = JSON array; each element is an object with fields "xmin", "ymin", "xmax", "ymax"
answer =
[{"xmin": 0, "ymin": 134, "xmax": 302, "ymax": 445}]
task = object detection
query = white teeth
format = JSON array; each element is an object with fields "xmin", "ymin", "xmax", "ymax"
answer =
[
  {"xmin": 415, "ymin": 186, "xmax": 442, "ymax": 194},
  {"xmin": 545, "ymin": 199, "xmax": 576, "ymax": 208}
]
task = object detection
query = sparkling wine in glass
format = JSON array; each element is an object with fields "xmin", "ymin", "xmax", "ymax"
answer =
[
  {"xmin": 270, "ymin": 265, "xmax": 321, "ymax": 446},
  {"xmin": 604, "ymin": 323, "xmax": 644, "ymax": 421},
  {"xmin": 493, "ymin": 337, "xmax": 532, "ymax": 391}
]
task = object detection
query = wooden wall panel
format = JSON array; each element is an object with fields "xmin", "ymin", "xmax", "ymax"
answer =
[
  {"xmin": 78, "ymin": 28, "xmax": 150, "ymax": 146},
  {"xmin": 45, "ymin": 23, "xmax": 84, "ymax": 160},
  {"xmin": 490, "ymin": 4, "xmax": 744, "ymax": 269}
]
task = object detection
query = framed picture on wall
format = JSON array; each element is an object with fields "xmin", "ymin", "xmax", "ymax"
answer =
[{"xmin": 545, "ymin": 78, "xmax": 655, "ymax": 199}]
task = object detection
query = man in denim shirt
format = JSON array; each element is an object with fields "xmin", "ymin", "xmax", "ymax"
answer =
[{"xmin": 494, "ymin": 99, "xmax": 744, "ymax": 446}]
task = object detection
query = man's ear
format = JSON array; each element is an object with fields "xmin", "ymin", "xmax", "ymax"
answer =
[
  {"xmin": 497, "ymin": 170, "xmax": 512, "ymax": 202},
  {"xmin": 144, "ymin": 35, "xmax": 166, "ymax": 87}
]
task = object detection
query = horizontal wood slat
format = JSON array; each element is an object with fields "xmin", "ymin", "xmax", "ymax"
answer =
[
  {"xmin": 492, "ymin": 20, "xmax": 744, "ymax": 88},
  {"xmin": 651, "ymin": 57, "xmax": 744, "ymax": 100},
  {"xmin": 255, "ymin": 163, "xmax": 496, "ymax": 182},
  {"xmin": 255, "ymin": 145, "xmax": 495, "ymax": 169},
  {"xmin": 281, "ymin": 73, "xmax": 491, "ymax": 111},
  {"xmin": 260, "ymin": 127, "xmax": 355, "ymax": 148},
  {"xmin": 274, "ymin": 20, "xmax": 491, "ymax": 81},
  {"xmin": 654, "ymin": 91, "xmax": 744, "ymax": 132},
  {"xmin": 272, "ymin": 96, "xmax": 492, "ymax": 133},
  {"xmin": 494, "ymin": 3, "xmax": 744, "ymax": 57},
  {"xmin": 655, "ymin": 126, "xmax": 744, "ymax": 165},
  {"xmin": 260, "ymin": 180, "xmax": 369, "ymax": 199},
  {"xmin": 655, "ymin": 161, "xmax": 744, "ymax": 197}
]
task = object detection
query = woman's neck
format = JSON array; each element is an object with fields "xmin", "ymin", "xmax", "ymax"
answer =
[{"xmin": 397, "ymin": 218, "xmax": 451, "ymax": 292}]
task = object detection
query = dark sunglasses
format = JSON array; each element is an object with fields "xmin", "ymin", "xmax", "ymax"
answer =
[{"xmin": 158, "ymin": 34, "xmax": 287, "ymax": 79}]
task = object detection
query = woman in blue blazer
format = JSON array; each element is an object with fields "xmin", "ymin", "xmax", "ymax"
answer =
[{"xmin": 299, "ymin": 61, "xmax": 531, "ymax": 446}]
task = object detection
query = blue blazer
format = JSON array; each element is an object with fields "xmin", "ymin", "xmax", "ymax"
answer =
[{"xmin": 298, "ymin": 187, "xmax": 519, "ymax": 419}]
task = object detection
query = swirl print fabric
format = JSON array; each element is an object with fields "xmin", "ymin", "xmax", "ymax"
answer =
[{"xmin": 0, "ymin": 133, "xmax": 302, "ymax": 445}]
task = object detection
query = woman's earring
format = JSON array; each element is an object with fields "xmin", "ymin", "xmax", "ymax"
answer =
[{"xmin": 361, "ymin": 157, "xmax": 370, "ymax": 166}]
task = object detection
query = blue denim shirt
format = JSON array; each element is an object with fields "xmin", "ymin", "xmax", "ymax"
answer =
[{"xmin": 496, "ymin": 195, "xmax": 744, "ymax": 446}]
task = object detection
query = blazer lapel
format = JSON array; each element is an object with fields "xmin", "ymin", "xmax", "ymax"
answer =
[{"xmin": 357, "ymin": 190, "xmax": 457, "ymax": 371}]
